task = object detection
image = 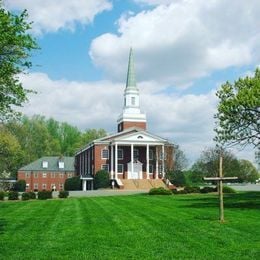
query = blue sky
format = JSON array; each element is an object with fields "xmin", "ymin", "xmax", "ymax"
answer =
[{"xmin": 4, "ymin": 0, "xmax": 260, "ymax": 165}]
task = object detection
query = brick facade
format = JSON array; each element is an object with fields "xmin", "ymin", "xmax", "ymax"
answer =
[
  {"xmin": 118, "ymin": 121, "xmax": 146, "ymax": 132},
  {"xmin": 18, "ymin": 171, "xmax": 75, "ymax": 191}
]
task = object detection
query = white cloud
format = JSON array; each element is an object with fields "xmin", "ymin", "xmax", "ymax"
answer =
[
  {"xmin": 90, "ymin": 0, "xmax": 260, "ymax": 86},
  {"xmin": 19, "ymin": 72, "xmax": 221, "ymax": 164},
  {"xmin": 4, "ymin": 0, "xmax": 112, "ymax": 34},
  {"xmin": 134, "ymin": 0, "xmax": 175, "ymax": 6}
]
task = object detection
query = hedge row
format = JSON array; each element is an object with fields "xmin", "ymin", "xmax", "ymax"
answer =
[
  {"xmin": 149, "ymin": 185, "xmax": 236, "ymax": 196},
  {"xmin": 0, "ymin": 191, "xmax": 70, "ymax": 201}
]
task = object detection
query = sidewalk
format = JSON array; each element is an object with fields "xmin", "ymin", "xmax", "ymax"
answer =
[{"xmin": 53, "ymin": 189, "xmax": 148, "ymax": 198}]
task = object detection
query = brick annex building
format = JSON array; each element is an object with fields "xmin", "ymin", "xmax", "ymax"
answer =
[
  {"xmin": 18, "ymin": 157, "xmax": 75, "ymax": 191},
  {"xmin": 76, "ymin": 49, "xmax": 174, "ymax": 190}
]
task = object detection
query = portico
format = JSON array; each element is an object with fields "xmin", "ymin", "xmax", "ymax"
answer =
[{"xmin": 109, "ymin": 134, "xmax": 167, "ymax": 180}]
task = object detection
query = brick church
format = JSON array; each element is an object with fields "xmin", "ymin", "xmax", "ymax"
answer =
[{"xmin": 75, "ymin": 49, "xmax": 174, "ymax": 190}]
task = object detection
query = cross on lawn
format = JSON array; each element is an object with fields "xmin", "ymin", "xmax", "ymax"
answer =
[{"xmin": 203, "ymin": 154, "xmax": 238, "ymax": 223}]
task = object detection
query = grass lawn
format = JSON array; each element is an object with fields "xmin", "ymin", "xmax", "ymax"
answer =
[{"xmin": 0, "ymin": 192, "xmax": 259, "ymax": 259}]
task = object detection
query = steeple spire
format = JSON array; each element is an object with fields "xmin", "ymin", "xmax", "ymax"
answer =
[
  {"xmin": 126, "ymin": 48, "xmax": 137, "ymax": 89},
  {"xmin": 117, "ymin": 48, "xmax": 147, "ymax": 132}
]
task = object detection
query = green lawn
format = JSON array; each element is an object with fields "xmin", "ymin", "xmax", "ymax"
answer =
[{"xmin": 0, "ymin": 192, "xmax": 259, "ymax": 259}]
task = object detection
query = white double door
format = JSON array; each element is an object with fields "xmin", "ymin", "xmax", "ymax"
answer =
[{"xmin": 128, "ymin": 161, "xmax": 142, "ymax": 179}]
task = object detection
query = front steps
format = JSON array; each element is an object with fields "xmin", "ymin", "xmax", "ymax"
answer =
[{"xmin": 120, "ymin": 179, "xmax": 167, "ymax": 190}]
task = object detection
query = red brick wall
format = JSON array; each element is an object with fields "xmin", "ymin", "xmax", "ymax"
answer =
[
  {"xmin": 94, "ymin": 144, "xmax": 110, "ymax": 174},
  {"xmin": 17, "ymin": 171, "xmax": 75, "ymax": 191},
  {"xmin": 118, "ymin": 121, "xmax": 147, "ymax": 132}
]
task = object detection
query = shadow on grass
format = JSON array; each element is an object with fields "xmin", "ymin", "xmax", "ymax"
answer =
[
  {"xmin": 0, "ymin": 218, "xmax": 7, "ymax": 234},
  {"xmin": 179, "ymin": 192, "xmax": 260, "ymax": 210}
]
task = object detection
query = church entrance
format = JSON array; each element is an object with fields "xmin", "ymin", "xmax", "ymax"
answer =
[{"xmin": 127, "ymin": 161, "xmax": 142, "ymax": 179}]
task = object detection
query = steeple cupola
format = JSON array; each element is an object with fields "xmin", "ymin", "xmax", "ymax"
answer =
[{"xmin": 117, "ymin": 48, "xmax": 147, "ymax": 132}]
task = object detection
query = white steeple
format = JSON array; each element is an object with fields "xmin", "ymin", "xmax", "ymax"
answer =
[{"xmin": 117, "ymin": 48, "xmax": 146, "ymax": 132}]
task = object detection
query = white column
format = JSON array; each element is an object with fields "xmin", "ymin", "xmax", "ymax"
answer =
[
  {"xmin": 83, "ymin": 180, "xmax": 87, "ymax": 191},
  {"xmin": 156, "ymin": 146, "xmax": 159, "ymax": 179},
  {"xmin": 146, "ymin": 144, "xmax": 149, "ymax": 179},
  {"xmin": 131, "ymin": 143, "xmax": 134, "ymax": 179},
  {"xmin": 115, "ymin": 143, "xmax": 118, "ymax": 180},
  {"xmin": 162, "ymin": 145, "xmax": 165, "ymax": 178},
  {"xmin": 111, "ymin": 144, "xmax": 114, "ymax": 179}
]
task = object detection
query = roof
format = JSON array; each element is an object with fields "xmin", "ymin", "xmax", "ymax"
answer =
[
  {"xmin": 19, "ymin": 156, "xmax": 75, "ymax": 172},
  {"xmin": 126, "ymin": 48, "xmax": 137, "ymax": 90},
  {"xmin": 75, "ymin": 127, "xmax": 173, "ymax": 155}
]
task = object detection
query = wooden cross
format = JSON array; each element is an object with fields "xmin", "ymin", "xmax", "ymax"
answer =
[{"xmin": 203, "ymin": 154, "xmax": 238, "ymax": 223}]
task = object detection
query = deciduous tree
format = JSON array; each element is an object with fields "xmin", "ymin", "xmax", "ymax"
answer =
[
  {"xmin": 214, "ymin": 68, "xmax": 260, "ymax": 148},
  {"xmin": 0, "ymin": 2, "xmax": 38, "ymax": 121}
]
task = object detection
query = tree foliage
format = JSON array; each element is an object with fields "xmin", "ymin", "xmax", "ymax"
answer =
[
  {"xmin": 214, "ymin": 68, "xmax": 260, "ymax": 148},
  {"xmin": 174, "ymin": 145, "xmax": 188, "ymax": 171},
  {"xmin": 0, "ymin": 2, "xmax": 38, "ymax": 121},
  {"xmin": 0, "ymin": 126, "xmax": 24, "ymax": 177},
  {"xmin": 2, "ymin": 115, "xmax": 106, "ymax": 177},
  {"xmin": 190, "ymin": 147, "xmax": 259, "ymax": 183}
]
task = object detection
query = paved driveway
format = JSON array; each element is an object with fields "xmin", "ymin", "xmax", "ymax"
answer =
[
  {"xmin": 229, "ymin": 184, "xmax": 260, "ymax": 192},
  {"xmin": 53, "ymin": 189, "xmax": 148, "ymax": 198}
]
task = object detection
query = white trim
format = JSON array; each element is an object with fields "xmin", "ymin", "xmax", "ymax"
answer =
[
  {"xmin": 101, "ymin": 148, "xmax": 109, "ymax": 159},
  {"xmin": 115, "ymin": 143, "xmax": 118, "ymax": 179},
  {"xmin": 146, "ymin": 144, "xmax": 149, "ymax": 179}
]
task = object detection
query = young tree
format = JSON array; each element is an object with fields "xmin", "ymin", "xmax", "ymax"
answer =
[
  {"xmin": 0, "ymin": 2, "xmax": 38, "ymax": 121},
  {"xmin": 191, "ymin": 147, "xmax": 239, "ymax": 178},
  {"xmin": 238, "ymin": 159, "xmax": 259, "ymax": 183},
  {"xmin": 0, "ymin": 126, "xmax": 24, "ymax": 177},
  {"xmin": 214, "ymin": 68, "xmax": 260, "ymax": 148}
]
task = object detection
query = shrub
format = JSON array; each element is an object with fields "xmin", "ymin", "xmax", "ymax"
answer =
[
  {"xmin": 0, "ymin": 191, "xmax": 5, "ymax": 200},
  {"xmin": 166, "ymin": 170, "xmax": 186, "ymax": 187},
  {"xmin": 64, "ymin": 176, "xmax": 81, "ymax": 191},
  {"xmin": 13, "ymin": 180, "xmax": 26, "ymax": 192},
  {"xmin": 200, "ymin": 186, "xmax": 217, "ymax": 193},
  {"xmin": 58, "ymin": 190, "xmax": 69, "ymax": 198},
  {"xmin": 149, "ymin": 187, "xmax": 172, "ymax": 195},
  {"xmin": 21, "ymin": 192, "xmax": 30, "ymax": 201},
  {"xmin": 184, "ymin": 186, "xmax": 200, "ymax": 193},
  {"xmin": 28, "ymin": 191, "xmax": 36, "ymax": 199},
  {"xmin": 8, "ymin": 191, "xmax": 19, "ymax": 200},
  {"xmin": 38, "ymin": 190, "xmax": 52, "ymax": 200},
  {"xmin": 94, "ymin": 170, "xmax": 110, "ymax": 189},
  {"xmin": 223, "ymin": 186, "xmax": 236, "ymax": 193}
]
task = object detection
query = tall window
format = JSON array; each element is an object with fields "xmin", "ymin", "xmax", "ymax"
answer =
[
  {"xmin": 42, "ymin": 184, "xmax": 47, "ymax": 189},
  {"xmin": 42, "ymin": 173, "xmax": 47, "ymax": 178},
  {"xmin": 131, "ymin": 97, "xmax": 135, "ymax": 105},
  {"xmin": 118, "ymin": 149, "xmax": 123, "ymax": 160},
  {"xmin": 102, "ymin": 149, "xmax": 109, "ymax": 159},
  {"xmin": 25, "ymin": 173, "xmax": 30, "ymax": 178},
  {"xmin": 118, "ymin": 164, "xmax": 123, "ymax": 173},
  {"xmin": 149, "ymin": 164, "xmax": 153, "ymax": 173},
  {"xmin": 134, "ymin": 149, "xmax": 139, "ymax": 160},
  {"xmin": 34, "ymin": 183, "xmax": 38, "ymax": 190},
  {"xmin": 149, "ymin": 149, "xmax": 154, "ymax": 160},
  {"xmin": 101, "ymin": 164, "xmax": 109, "ymax": 172},
  {"xmin": 34, "ymin": 173, "xmax": 38, "ymax": 178}
]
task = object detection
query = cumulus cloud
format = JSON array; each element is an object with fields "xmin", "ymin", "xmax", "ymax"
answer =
[
  {"xmin": 4, "ymin": 0, "xmax": 112, "ymax": 34},
  {"xmin": 90, "ymin": 0, "xmax": 260, "ymax": 86},
  {"xmin": 19, "ymin": 72, "xmax": 221, "ymax": 164}
]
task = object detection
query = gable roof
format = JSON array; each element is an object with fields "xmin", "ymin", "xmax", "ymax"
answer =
[
  {"xmin": 76, "ymin": 127, "xmax": 172, "ymax": 155},
  {"xmin": 19, "ymin": 156, "xmax": 75, "ymax": 172}
]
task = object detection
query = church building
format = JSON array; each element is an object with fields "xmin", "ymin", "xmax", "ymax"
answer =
[{"xmin": 75, "ymin": 49, "xmax": 174, "ymax": 190}]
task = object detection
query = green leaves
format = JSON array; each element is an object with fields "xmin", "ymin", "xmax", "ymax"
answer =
[
  {"xmin": 0, "ymin": 3, "xmax": 38, "ymax": 121},
  {"xmin": 214, "ymin": 68, "xmax": 260, "ymax": 147}
]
